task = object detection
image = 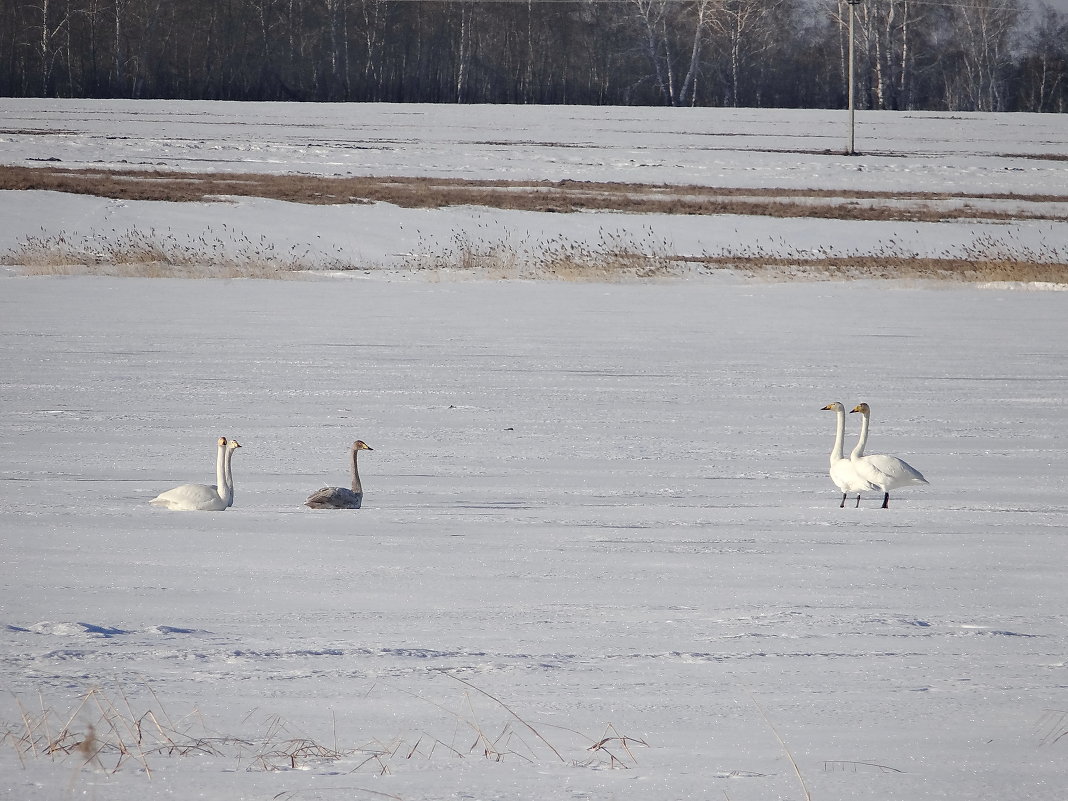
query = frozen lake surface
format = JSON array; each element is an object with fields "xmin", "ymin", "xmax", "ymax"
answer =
[
  {"xmin": 2, "ymin": 276, "xmax": 1066, "ymax": 801},
  {"xmin": 1, "ymin": 101, "xmax": 1067, "ymax": 800}
]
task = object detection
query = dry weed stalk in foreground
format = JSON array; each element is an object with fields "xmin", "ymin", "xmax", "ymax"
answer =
[
  {"xmin": 747, "ymin": 690, "xmax": 812, "ymax": 801},
  {"xmin": 2, "ymin": 684, "xmax": 646, "ymax": 780},
  {"xmin": 1035, "ymin": 709, "xmax": 1068, "ymax": 746}
]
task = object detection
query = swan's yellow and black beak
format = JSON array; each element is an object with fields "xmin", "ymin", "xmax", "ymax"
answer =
[
  {"xmin": 850, "ymin": 403, "xmax": 869, "ymax": 414},
  {"xmin": 821, "ymin": 403, "xmax": 836, "ymax": 411}
]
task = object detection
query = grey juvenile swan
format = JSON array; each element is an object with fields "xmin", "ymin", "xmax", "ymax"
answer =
[{"xmin": 305, "ymin": 440, "xmax": 374, "ymax": 509}]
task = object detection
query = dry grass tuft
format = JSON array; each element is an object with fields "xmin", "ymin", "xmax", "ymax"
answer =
[
  {"xmin": 1, "ymin": 227, "xmax": 364, "ymax": 279},
  {"xmin": 402, "ymin": 227, "xmax": 680, "ymax": 281},
  {"xmin": 692, "ymin": 233, "xmax": 1068, "ymax": 284},
  {"xmin": 2, "ymin": 683, "xmax": 646, "ymax": 780}
]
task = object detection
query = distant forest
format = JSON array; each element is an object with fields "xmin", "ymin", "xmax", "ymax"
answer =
[{"xmin": 2, "ymin": 0, "xmax": 1066, "ymax": 111}]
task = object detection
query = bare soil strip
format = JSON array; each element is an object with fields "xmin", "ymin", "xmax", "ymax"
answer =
[{"xmin": 3, "ymin": 164, "xmax": 1066, "ymax": 224}]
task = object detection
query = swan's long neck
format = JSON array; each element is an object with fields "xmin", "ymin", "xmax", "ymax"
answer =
[
  {"xmin": 830, "ymin": 409, "xmax": 846, "ymax": 464},
  {"xmin": 850, "ymin": 411, "xmax": 870, "ymax": 460},
  {"xmin": 350, "ymin": 447, "xmax": 363, "ymax": 494},
  {"xmin": 222, "ymin": 446, "xmax": 235, "ymax": 507},
  {"xmin": 215, "ymin": 440, "xmax": 228, "ymax": 501}
]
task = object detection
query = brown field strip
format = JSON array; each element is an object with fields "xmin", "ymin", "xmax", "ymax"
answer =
[{"xmin": 3, "ymin": 164, "xmax": 1066, "ymax": 224}]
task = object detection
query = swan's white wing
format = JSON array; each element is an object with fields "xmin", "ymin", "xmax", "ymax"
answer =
[
  {"xmin": 150, "ymin": 483, "xmax": 228, "ymax": 511},
  {"xmin": 855, "ymin": 454, "xmax": 928, "ymax": 490}
]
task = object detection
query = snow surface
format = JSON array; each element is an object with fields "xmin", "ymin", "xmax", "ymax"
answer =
[{"xmin": 1, "ymin": 102, "xmax": 1067, "ymax": 801}]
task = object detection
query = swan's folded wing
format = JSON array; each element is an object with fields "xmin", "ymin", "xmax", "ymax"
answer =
[
  {"xmin": 150, "ymin": 483, "xmax": 228, "ymax": 511},
  {"xmin": 859, "ymin": 454, "xmax": 928, "ymax": 487},
  {"xmin": 305, "ymin": 486, "xmax": 362, "ymax": 509}
]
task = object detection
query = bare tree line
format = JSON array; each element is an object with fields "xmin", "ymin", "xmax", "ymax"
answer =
[{"xmin": 1, "ymin": 0, "xmax": 1065, "ymax": 111}]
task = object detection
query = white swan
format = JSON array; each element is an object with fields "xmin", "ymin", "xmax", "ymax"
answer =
[
  {"xmin": 150, "ymin": 436, "xmax": 240, "ymax": 511},
  {"xmin": 223, "ymin": 438, "xmax": 241, "ymax": 508},
  {"xmin": 821, "ymin": 402, "xmax": 876, "ymax": 508},
  {"xmin": 849, "ymin": 403, "xmax": 928, "ymax": 509},
  {"xmin": 305, "ymin": 440, "xmax": 373, "ymax": 509}
]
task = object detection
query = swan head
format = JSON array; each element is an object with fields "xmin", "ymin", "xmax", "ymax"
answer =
[
  {"xmin": 850, "ymin": 403, "xmax": 871, "ymax": 415},
  {"xmin": 217, "ymin": 436, "xmax": 227, "ymax": 448},
  {"xmin": 821, "ymin": 402, "xmax": 844, "ymax": 412},
  {"xmin": 228, "ymin": 439, "xmax": 242, "ymax": 451},
  {"xmin": 353, "ymin": 440, "xmax": 373, "ymax": 452}
]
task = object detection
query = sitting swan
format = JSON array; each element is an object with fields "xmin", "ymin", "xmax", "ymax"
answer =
[
  {"xmin": 821, "ymin": 402, "xmax": 876, "ymax": 508},
  {"xmin": 305, "ymin": 440, "xmax": 373, "ymax": 509},
  {"xmin": 150, "ymin": 437, "xmax": 241, "ymax": 511},
  {"xmin": 849, "ymin": 403, "xmax": 928, "ymax": 509}
]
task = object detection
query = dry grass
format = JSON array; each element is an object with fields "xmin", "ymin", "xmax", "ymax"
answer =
[
  {"xmin": 400, "ymin": 227, "xmax": 1068, "ymax": 283},
  {"xmin": 3, "ymin": 164, "xmax": 1067, "ymax": 223},
  {"xmin": 5, "ymin": 225, "xmax": 1066, "ymax": 284},
  {"xmin": 402, "ymin": 227, "xmax": 680, "ymax": 281},
  {"xmin": 4, "ymin": 164, "xmax": 1065, "ymax": 283},
  {"xmin": 690, "ymin": 232, "xmax": 1068, "ymax": 284},
  {"xmin": 1, "ymin": 682, "xmax": 646, "ymax": 780},
  {"xmin": 691, "ymin": 257, "xmax": 1068, "ymax": 284},
  {"xmin": 1, "ymin": 227, "xmax": 363, "ymax": 279}
]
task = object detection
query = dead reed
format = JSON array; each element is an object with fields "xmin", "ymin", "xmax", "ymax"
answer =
[
  {"xmin": 690, "ymin": 232, "xmax": 1068, "ymax": 284},
  {"xmin": 1, "ymin": 227, "xmax": 362, "ymax": 279},
  {"xmin": 6, "ymin": 225, "xmax": 1066, "ymax": 284},
  {"xmin": 402, "ymin": 227, "xmax": 679, "ymax": 281},
  {"xmin": 4, "ymin": 164, "xmax": 1065, "ymax": 283},
  {"xmin": 1, "ymin": 682, "xmax": 646, "ymax": 780}
]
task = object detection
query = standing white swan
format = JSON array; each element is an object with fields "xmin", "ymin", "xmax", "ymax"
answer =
[
  {"xmin": 305, "ymin": 440, "xmax": 373, "ymax": 509},
  {"xmin": 821, "ymin": 402, "xmax": 876, "ymax": 508},
  {"xmin": 849, "ymin": 403, "xmax": 928, "ymax": 509},
  {"xmin": 150, "ymin": 436, "xmax": 240, "ymax": 511}
]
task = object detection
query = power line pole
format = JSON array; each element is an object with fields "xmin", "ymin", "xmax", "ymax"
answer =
[{"xmin": 847, "ymin": 0, "xmax": 862, "ymax": 155}]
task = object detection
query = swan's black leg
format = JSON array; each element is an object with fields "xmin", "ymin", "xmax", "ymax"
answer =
[
  {"xmin": 854, "ymin": 494, "xmax": 861, "ymax": 508},
  {"xmin": 881, "ymin": 492, "xmax": 890, "ymax": 509},
  {"xmin": 840, "ymin": 493, "xmax": 847, "ymax": 508}
]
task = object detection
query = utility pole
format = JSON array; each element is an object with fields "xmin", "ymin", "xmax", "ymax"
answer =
[{"xmin": 847, "ymin": 0, "xmax": 862, "ymax": 155}]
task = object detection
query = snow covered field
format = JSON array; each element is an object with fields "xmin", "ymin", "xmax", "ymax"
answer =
[
  {"xmin": 1, "ymin": 100, "xmax": 1067, "ymax": 267},
  {"xmin": 1, "ymin": 102, "xmax": 1067, "ymax": 801}
]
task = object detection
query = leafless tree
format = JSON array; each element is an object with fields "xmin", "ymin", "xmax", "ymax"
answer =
[
  {"xmin": 0, "ymin": 0, "xmax": 1059, "ymax": 109},
  {"xmin": 941, "ymin": 0, "xmax": 1021, "ymax": 110}
]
